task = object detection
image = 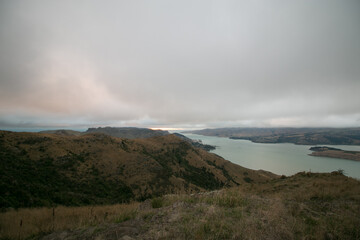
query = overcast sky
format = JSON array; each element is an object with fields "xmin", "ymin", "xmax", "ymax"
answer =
[{"xmin": 0, "ymin": 0, "xmax": 360, "ymax": 130}]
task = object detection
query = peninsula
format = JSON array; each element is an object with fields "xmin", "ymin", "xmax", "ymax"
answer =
[{"xmin": 309, "ymin": 146, "xmax": 360, "ymax": 161}]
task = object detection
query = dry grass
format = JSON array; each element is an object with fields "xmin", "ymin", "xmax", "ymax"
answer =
[
  {"xmin": 157, "ymin": 189, "xmax": 295, "ymax": 239},
  {"xmin": 0, "ymin": 202, "xmax": 139, "ymax": 239},
  {"xmin": 135, "ymin": 173, "xmax": 360, "ymax": 240},
  {"xmin": 1, "ymin": 172, "xmax": 359, "ymax": 240}
]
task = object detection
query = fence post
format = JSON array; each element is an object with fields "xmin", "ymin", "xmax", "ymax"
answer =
[
  {"xmin": 18, "ymin": 219, "xmax": 22, "ymax": 240},
  {"xmin": 52, "ymin": 207, "xmax": 55, "ymax": 231}
]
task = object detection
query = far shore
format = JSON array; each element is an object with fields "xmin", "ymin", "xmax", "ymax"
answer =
[{"xmin": 309, "ymin": 146, "xmax": 360, "ymax": 162}]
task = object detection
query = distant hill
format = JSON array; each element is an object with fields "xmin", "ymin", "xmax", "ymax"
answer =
[
  {"xmin": 85, "ymin": 127, "xmax": 169, "ymax": 139},
  {"xmin": 0, "ymin": 131, "xmax": 275, "ymax": 208},
  {"xmin": 186, "ymin": 127, "xmax": 360, "ymax": 145},
  {"xmin": 39, "ymin": 127, "xmax": 169, "ymax": 139},
  {"xmin": 39, "ymin": 130, "xmax": 216, "ymax": 151},
  {"xmin": 39, "ymin": 129, "xmax": 83, "ymax": 136},
  {"xmin": 173, "ymin": 133, "xmax": 216, "ymax": 151}
]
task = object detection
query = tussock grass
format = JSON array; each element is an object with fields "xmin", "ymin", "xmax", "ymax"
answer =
[
  {"xmin": 0, "ymin": 203, "xmax": 139, "ymax": 239},
  {"xmin": 163, "ymin": 188, "xmax": 247, "ymax": 208},
  {"xmin": 1, "ymin": 172, "xmax": 359, "ymax": 240},
  {"xmin": 139, "ymin": 173, "xmax": 360, "ymax": 239},
  {"xmin": 161, "ymin": 191, "xmax": 294, "ymax": 239},
  {"xmin": 151, "ymin": 197, "xmax": 164, "ymax": 209}
]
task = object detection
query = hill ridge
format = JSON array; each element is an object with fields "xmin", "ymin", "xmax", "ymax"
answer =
[{"xmin": 0, "ymin": 130, "xmax": 275, "ymax": 209}]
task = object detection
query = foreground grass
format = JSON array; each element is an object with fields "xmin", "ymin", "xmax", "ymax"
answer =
[
  {"xmin": 161, "ymin": 175, "xmax": 360, "ymax": 239},
  {"xmin": 1, "ymin": 172, "xmax": 360, "ymax": 240},
  {"xmin": 0, "ymin": 203, "xmax": 139, "ymax": 239}
]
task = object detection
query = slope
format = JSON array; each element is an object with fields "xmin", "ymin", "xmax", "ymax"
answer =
[
  {"xmin": 0, "ymin": 131, "xmax": 275, "ymax": 209},
  {"xmin": 1, "ymin": 171, "xmax": 359, "ymax": 240}
]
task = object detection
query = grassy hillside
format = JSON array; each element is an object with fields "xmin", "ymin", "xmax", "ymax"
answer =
[
  {"xmin": 1, "ymin": 171, "xmax": 359, "ymax": 240},
  {"xmin": 0, "ymin": 131, "xmax": 274, "ymax": 209}
]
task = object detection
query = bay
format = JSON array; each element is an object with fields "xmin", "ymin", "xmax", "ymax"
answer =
[{"xmin": 182, "ymin": 133, "xmax": 360, "ymax": 179}]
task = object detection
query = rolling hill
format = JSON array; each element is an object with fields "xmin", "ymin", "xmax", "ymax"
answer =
[{"xmin": 0, "ymin": 130, "xmax": 275, "ymax": 209}]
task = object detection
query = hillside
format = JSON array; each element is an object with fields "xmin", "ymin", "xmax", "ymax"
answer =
[
  {"xmin": 1, "ymin": 171, "xmax": 359, "ymax": 240},
  {"xmin": 0, "ymin": 130, "xmax": 275, "ymax": 209},
  {"xmin": 85, "ymin": 127, "xmax": 169, "ymax": 139},
  {"xmin": 39, "ymin": 129, "xmax": 216, "ymax": 151},
  {"xmin": 187, "ymin": 127, "xmax": 360, "ymax": 145}
]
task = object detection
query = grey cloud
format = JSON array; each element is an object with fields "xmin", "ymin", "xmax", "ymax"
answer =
[{"xmin": 0, "ymin": 0, "xmax": 359, "ymax": 129}]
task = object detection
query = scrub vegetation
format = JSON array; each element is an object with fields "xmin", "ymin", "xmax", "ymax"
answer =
[
  {"xmin": 1, "ymin": 171, "xmax": 359, "ymax": 240},
  {"xmin": 0, "ymin": 130, "xmax": 273, "ymax": 209}
]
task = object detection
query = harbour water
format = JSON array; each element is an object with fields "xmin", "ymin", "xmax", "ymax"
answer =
[{"xmin": 182, "ymin": 133, "xmax": 360, "ymax": 179}]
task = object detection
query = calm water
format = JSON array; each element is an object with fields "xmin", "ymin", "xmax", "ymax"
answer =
[{"xmin": 182, "ymin": 133, "xmax": 360, "ymax": 179}]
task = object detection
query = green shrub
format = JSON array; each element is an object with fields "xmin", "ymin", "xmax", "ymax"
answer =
[
  {"xmin": 243, "ymin": 177, "xmax": 253, "ymax": 183},
  {"xmin": 151, "ymin": 197, "xmax": 164, "ymax": 208}
]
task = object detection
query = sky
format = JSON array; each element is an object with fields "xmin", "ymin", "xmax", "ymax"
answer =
[{"xmin": 0, "ymin": 0, "xmax": 360, "ymax": 131}]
